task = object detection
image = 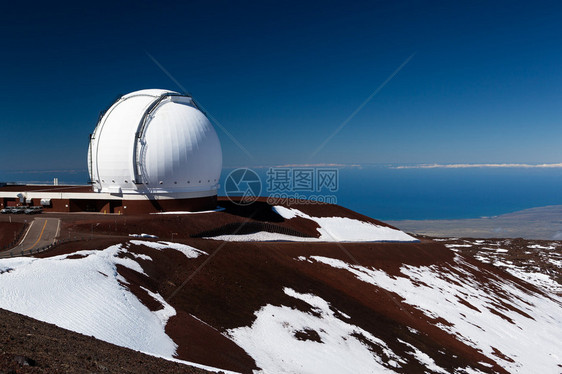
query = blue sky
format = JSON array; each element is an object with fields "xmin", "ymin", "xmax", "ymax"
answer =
[{"xmin": 1, "ymin": 0, "xmax": 561, "ymax": 171}]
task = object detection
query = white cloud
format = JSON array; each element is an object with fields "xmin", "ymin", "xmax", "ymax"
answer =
[{"xmin": 391, "ymin": 163, "xmax": 562, "ymax": 169}]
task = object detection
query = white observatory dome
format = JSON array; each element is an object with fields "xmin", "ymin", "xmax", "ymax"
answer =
[{"xmin": 88, "ymin": 89, "xmax": 222, "ymax": 199}]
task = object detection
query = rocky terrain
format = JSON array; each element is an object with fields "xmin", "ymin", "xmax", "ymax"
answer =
[
  {"xmin": 433, "ymin": 236, "xmax": 561, "ymax": 296},
  {"xmin": 0, "ymin": 198, "xmax": 560, "ymax": 373},
  {"xmin": 0, "ymin": 222, "xmax": 25, "ymax": 249},
  {"xmin": 0, "ymin": 308, "xmax": 213, "ymax": 374}
]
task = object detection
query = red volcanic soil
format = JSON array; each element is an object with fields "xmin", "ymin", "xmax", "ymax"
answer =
[
  {"xmin": 159, "ymin": 240, "xmax": 511, "ymax": 373},
  {"xmin": 4, "ymin": 199, "xmax": 559, "ymax": 373},
  {"xmin": 0, "ymin": 307, "xmax": 212, "ymax": 373},
  {"xmin": 55, "ymin": 198, "xmax": 402, "ymax": 243},
  {"xmin": 0, "ymin": 221, "xmax": 25, "ymax": 248}
]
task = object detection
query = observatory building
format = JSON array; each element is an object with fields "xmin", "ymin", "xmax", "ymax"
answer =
[
  {"xmin": 88, "ymin": 89, "xmax": 222, "ymax": 213},
  {"xmin": 0, "ymin": 89, "xmax": 222, "ymax": 214}
]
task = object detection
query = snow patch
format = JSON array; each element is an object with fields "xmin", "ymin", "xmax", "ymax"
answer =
[
  {"xmin": 129, "ymin": 233, "xmax": 159, "ymax": 238},
  {"xmin": 205, "ymin": 231, "xmax": 318, "ymax": 242},
  {"xmin": 502, "ymin": 268, "xmax": 561, "ymax": 293},
  {"xmin": 272, "ymin": 205, "xmax": 298, "ymax": 219},
  {"xmin": 398, "ymin": 339, "xmax": 448, "ymax": 374},
  {"xmin": 228, "ymin": 288, "xmax": 403, "ymax": 373},
  {"xmin": 0, "ymin": 245, "xmax": 177, "ymax": 358},
  {"xmin": 152, "ymin": 207, "xmax": 225, "ymax": 215},
  {"xmin": 129, "ymin": 240, "xmax": 207, "ymax": 259},
  {"xmin": 549, "ymin": 259, "xmax": 562, "ymax": 267},
  {"xmin": 129, "ymin": 252, "xmax": 153, "ymax": 261},
  {"xmin": 312, "ymin": 216, "xmax": 417, "ymax": 242},
  {"xmin": 141, "ymin": 286, "xmax": 176, "ymax": 327},
  {"xmin": 527, "ymin": 244, "xmax": 556, "ymax": 250},
  {"xmin": 151, "ymin": 354, "xmax": 240, "ymax": 374}
]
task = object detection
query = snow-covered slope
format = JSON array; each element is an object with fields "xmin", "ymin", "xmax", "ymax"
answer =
[
  {"xmin": 224, "ymin": 250, "xmax": 562, "ymax": 373},
  {"xmin": 443, "ymin": 237, "xmax": 562, "ymax": 294},
  {"xmin": 1, "ymin": 213, "xmax": 560, "ymax": 374},
  {"xmin": 274, "ymin": 206, "xmax": 417, "ymax": 242},
  {"xmin": 228, "ymin": 288, "xmax": 404, "ymax": 373},
  {"xmin": 0, "ymin": 241, "xmax": 234, "ymax": 373},
  {"xmin": 290, "ymin": 254, "xmax": 562, "ymax": 373},
  {"xmin": 0, "ymin": 243, "xmax": 179, "ymax": 357},
  {"xmin": 206, "ymin": 206, "xmax": 417, "ymax": 242}
]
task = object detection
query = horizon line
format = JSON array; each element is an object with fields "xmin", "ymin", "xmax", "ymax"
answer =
[
  {"xmin": 3, "ymin": 162, "xmax": 562, "ymax": 174},
  {"xmin": 391, "ymin": 163, "xmax": 562, "ymax": 169}
]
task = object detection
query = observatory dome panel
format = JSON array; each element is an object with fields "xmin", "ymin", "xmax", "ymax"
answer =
[
  {"xmin": 142, "ymin": 101, "xmax": 222, "ymax": 192},
  {"xmin": 93, "ymin": 95, "xmax": 156, "ymax": 190}
]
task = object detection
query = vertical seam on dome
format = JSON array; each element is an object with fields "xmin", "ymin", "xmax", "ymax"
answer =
[{"xmin": 132, "ymin": 94, "xmax": 195, "ymax": 186}]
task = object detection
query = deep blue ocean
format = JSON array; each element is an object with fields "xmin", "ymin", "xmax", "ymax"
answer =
[{"xmin": 2, "ymin": 166, "xmax": 561, "ymax": 221}]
